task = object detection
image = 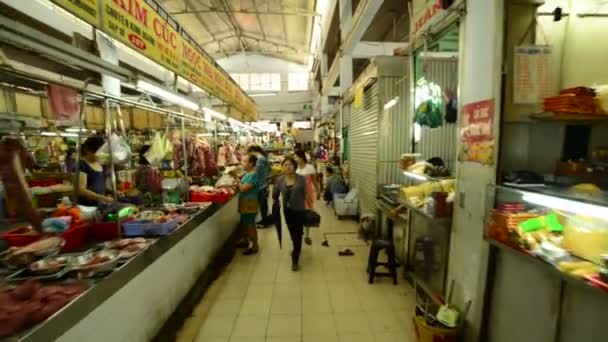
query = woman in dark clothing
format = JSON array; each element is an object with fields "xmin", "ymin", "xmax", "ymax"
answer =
[
  {"xmin": 78, "ymin": 136, "xmax": 113, "ymax": 206},
  {"xmin": 273, "ymin": 157, "xmax": 307, "ymax": 271},
  {"xmin": 64, "ymin": 147, "xmax": 77, "ymax": 173}
]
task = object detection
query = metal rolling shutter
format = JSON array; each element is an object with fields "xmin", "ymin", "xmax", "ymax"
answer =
[
  {"xmin": 348, "ymin": 82, "xmax": 380, "ymax": 216},
  {"xmin": 415, "ymin": 57, "xmax": 459, "ymax": 169}
]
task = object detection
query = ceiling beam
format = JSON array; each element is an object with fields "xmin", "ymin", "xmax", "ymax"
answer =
[
  {"xmin": 213, "ymin": 50, "xmax": 306, "ymax": 65},
  {"xmin": 279, "ymin": 0, "xmax": 289, "ymax": 43},
  {"xmin": 241, "ymin": 33, "xmax": 305, "ymax": 52},
  {"xmin": 170, "ymin": 8, "xmax": 320, "ymax": 17},
  {"xmin": 253, "ymin": 0, "xmax": 267, "ymax": 41},
  {"xmin": 342, "ymin": 0, "xmax": 384, "ymax": 55},
  {"xmin": 212, "ymin": 0, "xmax": 248, "ymax": 53},
  {"xmin": 352, "ymin": 42, "xmax": 408, "ymax": 58},
  {"xmin": 183, "ymin": 0, "xmax": 228, "ymax": 57}
]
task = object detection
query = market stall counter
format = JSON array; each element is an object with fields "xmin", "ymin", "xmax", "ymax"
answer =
[{"xmin": 3, "ymin": 196, "xmax": 240, "ymax": 342}]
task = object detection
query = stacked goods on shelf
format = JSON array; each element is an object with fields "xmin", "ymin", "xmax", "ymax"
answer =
[{"xmin": 542, "ymin": 87, "xmax": 603, "ymax": 115}]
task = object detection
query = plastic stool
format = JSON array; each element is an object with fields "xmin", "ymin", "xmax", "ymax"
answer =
[{"xmin": 367, "ymin": 239, "xmax": 398, "ymax": 284}]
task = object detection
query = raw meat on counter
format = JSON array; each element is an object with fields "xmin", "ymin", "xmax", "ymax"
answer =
[
  {"xmin": 0, "ymin": 280, "xmax": 85, "ymax": 337},
  {"xmin": 102, "ymin": 238, "xmax": 151, "ymax": 259}
]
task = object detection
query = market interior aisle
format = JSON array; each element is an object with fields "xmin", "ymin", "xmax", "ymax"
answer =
[{"xmin": 176, "ymin": 202, "xmax": 417, "ymax": 342}]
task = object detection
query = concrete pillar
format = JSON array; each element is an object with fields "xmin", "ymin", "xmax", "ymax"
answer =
[
  {"xmin": 339, "ymin": 56, "xmax": 353, "ymax": 94},
  {"xmin": 339, "ymin": 0, "xmax": 352, "ymax": 40},
  {"xmin": 447, "ymin": 0, "xmax": 504, "ymax": 341}
]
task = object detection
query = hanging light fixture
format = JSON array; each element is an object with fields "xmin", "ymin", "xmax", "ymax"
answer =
[{"xmin": 136, "ymin": 80, "xmax": 199, "ymax": 110}]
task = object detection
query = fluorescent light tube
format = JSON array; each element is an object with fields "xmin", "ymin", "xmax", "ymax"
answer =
[
  {"xmin": 384, "ymin": 97, "xmax": 399, "ymax": 110},
  {"xmin": 137, "ymin": 80, "xmax": 199, "ymax": 110},
  {"xmin": 41, "ymin": 131, "xmax": 78, "ymax": 138},
  {"xmin": 522, "ymin": 192, "xmax": 608, "ymax": 220},
  {"xmin": 403, "ymin": 171, "xmax": 428, "ymax": 181},
  {"xmin": 218, "ymin": 132, "xmax": 230, "ymax": 136},
  {"xmin": 249, "ymin": 93, "xmax": 278, "ymax": 97},
  {"xmin": 65, "ymin": 127, "xmax": 87, "ymax": 133},
  {"xmin": 203, "ymin": 107, "xmax": 227, "ymax": 120}
]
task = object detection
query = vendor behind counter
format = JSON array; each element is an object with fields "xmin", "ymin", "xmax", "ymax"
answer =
[{"xmin": 78, "ymin": 136, "xmax": 114, "ymax": 206}]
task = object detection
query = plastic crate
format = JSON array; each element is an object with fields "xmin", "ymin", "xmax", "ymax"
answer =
[
  {"xmin": 61, "ymin": 224, "xmax": 88, "ymax": 252},
  {"xmin": 89, "ymin": 222, "xmax": 122, "ymax": 241},
  {"xmin": 123, "ymin": 219, "xmax": 177, "ymax": 236},
  {"xmin": 2, "ymin": 226, "xmax": 40, "ymax": 247},
  {"xmin": 123, "ymin": 220, "xmax": 154, "ymax": 237},
  {"xmin": 150, "ymin": 219, "xmax": 178, "ymax": 235}
]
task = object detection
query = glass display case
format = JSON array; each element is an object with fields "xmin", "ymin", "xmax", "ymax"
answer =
[{"xmin": 487, "ymin": 185, "xmax": 608, "ymax": 290}]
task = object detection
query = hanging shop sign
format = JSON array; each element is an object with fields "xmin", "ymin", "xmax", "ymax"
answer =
[
  {"xmin": 103, "ymin": 0, "xmax": 181, "ymax": 73},
  {"xmin": 459, "ymin": 98, "xmax": 495, "ymax": 165},
  {"xmin": 50, "ymin": 0, "xmax": 101, "ymax": 27},
  {"xmin": 513, "ymin": 45, "xmax": 555, "ymax": 104},
  {"xmin": 47, "ymin": 0, "xmax": 256, "ymax": 119},
  {"xmin": 354, "ymin": 86, "xmax": 364, "ymax": 109},
  {"xmin": 413, "ymin": 0, "xmax": 445, "ymax": 34}
]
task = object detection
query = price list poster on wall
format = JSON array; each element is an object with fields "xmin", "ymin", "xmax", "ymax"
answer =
[{"xmin": 513, "ymin": 45, "xmax": 555, "ymax": 104}]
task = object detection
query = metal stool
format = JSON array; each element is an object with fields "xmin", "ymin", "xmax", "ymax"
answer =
[{"xmin": 367, "ymin": 239, "xmax": 398, "ymax": 284}]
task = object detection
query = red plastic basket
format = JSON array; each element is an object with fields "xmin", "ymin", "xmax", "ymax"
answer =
[
  {"xmin": 61, "ymin": 224, "xmax": 89, "ymax": 252},
  {"xmin": 214, "ymin": 192, "xmax": 232, "ymax": 204},
  {"xmin": 89, "ymin": 222, "xmax": 121, "ymax": 241},
  {"xmin": 2, "ymin": 226, "xmax": 40, "ymax": 247},
  {"xmin": 190, "ymin": 191, "xmax": 215, "ymax": 203}
]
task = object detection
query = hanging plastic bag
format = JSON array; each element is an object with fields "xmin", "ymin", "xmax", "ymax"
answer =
[
  {"xmin": 145, "ymin": 132, "xmax": 168, "ymax": 166},
  {"xmin": 414, "ymin": 78, "xmax": 444, "ymax": 128},
  {"xmin": 594, "ymin": 84, "xmax": 608, "ymax": 114},
  {"xmin": 97, "ymin": 133, "xmax": 131, "ymax": 165}
]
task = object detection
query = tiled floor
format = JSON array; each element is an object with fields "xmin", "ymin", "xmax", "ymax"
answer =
[{"xmin": 176, "ymin": 202, "xmax": 417, "ymax": 342}]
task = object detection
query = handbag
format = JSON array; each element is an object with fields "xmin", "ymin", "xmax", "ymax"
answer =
[{"xmin": 303, "ymin": 209, "xmax": 321, "ymax": 227}]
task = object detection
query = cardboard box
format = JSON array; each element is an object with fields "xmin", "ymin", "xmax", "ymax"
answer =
[{"xmin": 15, "ymin": 92, "xmax": 42, "ymax": 117}]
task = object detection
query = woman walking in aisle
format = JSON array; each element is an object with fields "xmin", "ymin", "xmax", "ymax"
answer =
[
  {"xmin": 247, "ymin": 145, "xmax": 271, "ymax": 227},
  {"xmin": 235, "ymin": 154, "xmax": 260, "ymax": 255},
  {"xmin": 274, "ymin": 157, "xmax": 307, "ymax": 271},
  {"xmin": 295, "ymin": 150, "xmax": 318, "ymax": 245}
]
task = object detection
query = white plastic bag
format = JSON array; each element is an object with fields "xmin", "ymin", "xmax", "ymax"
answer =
[
  {"xmin": 594, "ymin": 84, "xmax": 608, "ymax": 114},
  {"xmin": 145, "ymin": 132, "xmax": 170, "ymax": 166},
  {"xmin": 215, "ymin": 174, "xmax": 236, "ymax": 188},
  {"xmin": 97, "ymin": 133, "xmax": 131, "ymax": 165}
]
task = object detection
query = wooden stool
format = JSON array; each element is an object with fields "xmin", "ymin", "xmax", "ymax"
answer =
[{"xmin": 367, "ymin": 239, "xmax": 398, "ymax": 285}]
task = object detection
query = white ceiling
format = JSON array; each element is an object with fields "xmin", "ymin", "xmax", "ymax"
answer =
[{"xmin": 159, "ymin": 0, "xmax": 316, "ymax": 65}]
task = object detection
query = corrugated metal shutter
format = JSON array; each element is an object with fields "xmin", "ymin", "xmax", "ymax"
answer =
[
  {"xmin": 415, "ymin": 57, "xmax": 459, "ymax": 169},
  {"xmin": 378, "ymin": 75, "xmax": 411, "ymax": 185},
  {"xmin": 342, "ymin": 102, "xmax": 351, "ymax": 127},
  {"xmin": 349, "ymin": 82, "xmax": 380, "ymax": 216}
]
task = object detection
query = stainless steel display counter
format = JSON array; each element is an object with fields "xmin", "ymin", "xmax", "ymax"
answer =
[
  {"xmin": 484, "ymin": 239, "xmax": 608, "ymax": 342},
  {"xmin": 10, "ymin": 197, "xmax": 240, "ymax": 342}
]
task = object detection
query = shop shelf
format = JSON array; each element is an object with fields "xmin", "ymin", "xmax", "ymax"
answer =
[
  {"xmin": 530, "ymin": 111, "xmax": 608, "ymax": 122},
  {"xmin": 487, "ymin": 238, "xmax": 608, "ymax": 295}
]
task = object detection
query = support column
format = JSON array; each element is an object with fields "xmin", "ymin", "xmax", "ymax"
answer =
[
  {"xmin": 339, "ymin": 0, "xmax": 353, "ymax": 96},
  {"xmin": 339, "ymin": 56, "xmax": 353, "ymax": 95}
]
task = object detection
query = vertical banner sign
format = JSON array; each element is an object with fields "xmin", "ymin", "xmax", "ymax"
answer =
[
  {"xmin": 354, "ymin": 87, "xmax": 363, "ymax": 108},
  {"xmin": 513, "ymin": 45, "xmax": 554, "ymax": 104},
  {"xmin": 103, "ymin": 0, "xmax": 180, "ymax": 73},
  {"xmin": 459, "ymin": 99, "xmax": 495, "ymax": 165},
  {"xmin": 50, "ymin": 0, "xmax": 101, "ymax": 27}
]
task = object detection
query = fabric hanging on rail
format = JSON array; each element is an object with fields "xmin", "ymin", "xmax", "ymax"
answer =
[
  {"xmin": 217, "ymin": 145, "xmax": 227, "ymax": 168},
  {"xmin": 47, "ymin": 85, "xmax": 80, "ymax": 123},
  {"xmin": 225, "ymin": 143, "xmax": 238, "ymax": 166},
  {"xmin": 188, "ymin": 137, "xmax": 217, "ymax": 177},
  {"xmin": 171, "ymin": 132, "xmax": 184, "ymax": 169}
]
